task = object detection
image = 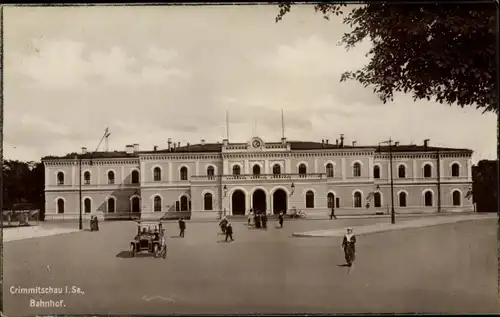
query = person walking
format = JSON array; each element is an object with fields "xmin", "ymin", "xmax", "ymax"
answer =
[
  {"xmin": 225, "ymin": 222, "xmax": 234, "ymax": 242},
  {"xmin": 330, "ymin": 207, "xmax": 337, "ymax": 220},
  {"xmin": 219, "ymin": 216, "xmax": 228, "ymax": 234},
  {"xmin": 278, "ymin": 211, "xmax": 284, "ymax": 228},
  {"xmin": 248, "ymin": 209, "xmax": 254, "ymax": 226},
  {"xmin": 262, "ymin": 212, "xmax": 268, "ymax": 229},
  {"xmin": 178, "ymin": 217, "xmax": 186, "ymax": 237},
  {"xmin": 341, "ymin": 228, "xmax": 356, "ymax": 267}
]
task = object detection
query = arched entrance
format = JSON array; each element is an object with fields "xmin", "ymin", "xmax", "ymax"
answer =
[
  {"xmin": 131, "ymin": 197, "xmax": 140, "ymax": 213},
  {"xmin": 231, "ymin": 190, "xmax": 246, "ymax": 215},
  {"xmin": 273, "ymin": 189, "xmax": 287, "ymax": 214},
  {"xmin": 252, "ymin": 189, "xmax": 267, "ymax": 214}
]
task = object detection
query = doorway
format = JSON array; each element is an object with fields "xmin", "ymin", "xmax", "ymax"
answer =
[
  {"xmin": 131, "ymin": 197, "xmax": 140, "ymax": 213},
  {"xmin": 252, "ymin": 189, "xmax": 267, "ymax": 214},
  {"xmin": 273, "ymin": 189, "xmax": 287, "ymax": 214},
  {"xmin": 231, "ymin": 190, "xmax": 246, "ymax": 215}
]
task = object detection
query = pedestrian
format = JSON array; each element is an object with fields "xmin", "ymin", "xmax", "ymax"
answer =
[
  {"xmin": 262, "ymin": 212, "xmax": 268, "ymax": 229},
  {"xmin": 248, "ymin": 209, "xmax": 254, "ymax": 226},
  {"xmin": 255, "ymin": 212, "xmax": 261, "ymax": 229},
  {"xmin": 219, "ymin": 216, "xmax": 228, "ymax": 234},
  {"xmin": 178, "ymin": 217, "xmax": 186, "ymax": 237},
  {"xmin": 278, "ymin": 211, "xmax": 284, "ymax": 228},
  {"xmin": 225, "ymin": 222, "xmax": 234, "ymax": 242},
  {"xmin": 341, "ymin": 228, "xmax": 356, "ymax": 267},
  {"xmin": 330, "ymin": 207, "xmax": 337, "ymax": 220}
]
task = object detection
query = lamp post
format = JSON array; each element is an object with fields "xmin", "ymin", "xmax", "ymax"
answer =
[
  {"xmin": 289, "ymin": 182, "xmax": 295, "ymax": 214},
  {"xmin": 223, "ymin": 185, "xmax": 228, "ymax": 217},
  {"xmin": 380, "ymin": 139, "xmax": 396, "ymax": 224}
]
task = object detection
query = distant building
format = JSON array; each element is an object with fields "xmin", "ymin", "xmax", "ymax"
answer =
[
  {"xmin": 41, "ymin": 135, "xmax": 474, "ymax": 220},
  {"xmin": 472, "ymin": 160, "xmax": 498, "ymax": 213}
]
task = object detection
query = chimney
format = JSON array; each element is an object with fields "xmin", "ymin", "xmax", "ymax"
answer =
[
  {"xmin": 340, "ymin": 134, "xmax": 345, "ymax": 147},
  {"xmin": 173, "ymin": 143, "xmax": 177, "ymax": 151},
  {"xmin": 336, "ymin": 139, "xmax": 339, "ymax": 146},
  {"xmin": 125, "ymin": 145, "xmax": 134, "ymax": 154},
  {"xmin": 395, "ymin": 141, "xmax": 399, "ymax": 147},
  {"xmin": 167, "ymin": 138, "xmax": 172, "ymax": 151},
  {"xmin": 352, "ymin": 141, "xmax": 357, "ymax": 147},
  {"xmin": 325, "ymin": 139, "xmax": 329, "ymax": 145},
  {"xmin": 281, "ymin": 137, "xmax": 287, "ymax": 145},
  {"xmin": 133, "ymin": 143, "xmax": 139, "ymax": 152},
  {"xmin": 201, "ymin": 139, "xmax": 206, "ymax": 146},
  {"xmin": 322, "ymin": 139, "xmax": 325, "ymax": 144},
  {"xmin": 222, "ymin": 138, "xmax": 228, "ymax": 146},
  {"xmin": 81, "ymin": 147, "xmax": 87, "ymax": 154},
  {"xmin": 153, "ymin": 145, "xmax": 158, "ymax": 152},
  {"xmin": 424, "ymin": 139, "xmax": 430, "ymax": 149}
]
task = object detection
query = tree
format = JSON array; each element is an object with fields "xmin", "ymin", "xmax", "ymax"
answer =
[{"xmin": 276, "ymin": 3, "xmax": 498, "ymax": 113}]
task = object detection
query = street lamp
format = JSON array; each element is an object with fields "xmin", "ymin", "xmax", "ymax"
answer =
[
  {"xmin": 380, "ymin": 139, "xmax": 396, "ymax": 224},
  {"xmin": 222, "ymin": 185, "xmax": 228, "ymax": 218}
]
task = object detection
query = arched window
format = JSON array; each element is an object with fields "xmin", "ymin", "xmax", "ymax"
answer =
[
  {"xmin": 57, "ymin": 198, "xmax": 65, "ymax": 214},
  {"xmin": 154, "ymin": 196, "xmax": 162, "ymax": 212},
  {"xmin": 353, "ymin": 163, "xmax": 361, "ymax": 177},
  {"xmin": 373, "ymin": 165, "xmax": 380, "ymax": 179},
  {"xmin": 398, "ymin": 165, "xmax": 406, "ymax": 178},
  {"xmin": 326, "ymin": 163, "xmax": 334, "ymax": 178},
  {"xmin": 273, "ymin": 164, "xmax": 281, "ymax": 175},
  {"xmin": 253, "ymin": 165, "xmax": 261, "ymax": 175},
  {"xmin": 327, "ymin": 192, "xmax": 335, "ymax": 209},
  {"xmin": 299, "ymin": 164, "xmax": 307, "ymax": 177},
  {"xmin": 57, "ymin": 172, "xmax": 65, "ymax": 185},
  {"xmin": 353, "ymin": 192, "xmax": 362, "ymax": 208},
  {"xmin": 452, "ymin": 191, "xmax": 461, "ymax": 206},
  {"xmin": 131, "ymin": 170, "xmax": 140, "ymax": 184},
  {"xmin": 399, "ymin": 192, "xmax": 407, "ymax": 207},
  {"xmin": 204, "ymin": 193, "xmax": 213, "ymax": 211},
  {"xmin": 424, "ymin": 191, "xmax": 433, "ymax": 207},
  {"xmin": 451, "ymin": 163, "xmax": 460, "ymax": 177},
  {"xmin": 180, "ymin": 167, "xmax": 188, "ymax": 181},
  {"xmin": 207, "ymin": 166, "xmax": 215, "ymax": 179},
  {"xmin": 84, "ymin": 198, "xmax": 91, "ymax": 213},
  {"xmin": 153, "ymin": 167, "xmax": 162, "ymax": 181},
  {"xmin": 107, "ymin": 197, "xmax": 115, "ymax": 213},
  {"xmin": 84, "ymin": 171, "xmax": 91, "ymax": 185},
  {"xmin": 373, "ymin": 192, "xmax": 381, "ymax": 207},
  {"xmin": 305, "ymin": 190, "xmax": 314, "ymax": 208},
  {"xmin": 424, "ymin": 164, "xmax": 432, "ymax": 178},
  {"xmin": 180, "ymin": 196, "xmax": 189, "ymax": 211},
  {"xmin": 108, "ymin": 171, "xmax": 115, "ymax": 184},
  {"xmin": 232, "ymin": 165, "xmax": 241, "ymax": 176}
]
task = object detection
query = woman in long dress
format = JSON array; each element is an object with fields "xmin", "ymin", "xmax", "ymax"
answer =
[{"xmin": 341, "ymin": 228, "xmax": 356, "ymax": 266}]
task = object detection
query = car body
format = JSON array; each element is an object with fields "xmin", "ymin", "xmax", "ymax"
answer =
[{"xmin": 130, "ymin": 221, "xmax": 166, "ymax": 258}]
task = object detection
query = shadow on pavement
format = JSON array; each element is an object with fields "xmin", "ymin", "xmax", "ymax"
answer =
[
  {"xmin": 116, "ymin": 251, "xmax": 155, "ymax": 259},
  {"xmin": 169, "ymin": 236, "xmax": 183, "ymax": 238},
  {"xmin": 337, "ymin": 264, "xmax": 350, "ymax": 267}
]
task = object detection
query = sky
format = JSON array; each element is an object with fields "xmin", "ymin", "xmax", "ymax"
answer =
[{"xmin": 3, "ymin": 5, "xmax": 497, "ymax": 164}]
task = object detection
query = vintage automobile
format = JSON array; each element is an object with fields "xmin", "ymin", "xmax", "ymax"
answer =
[{"xmin": 129, "ymin": 221, "xmax": 167, "ymax": 259}]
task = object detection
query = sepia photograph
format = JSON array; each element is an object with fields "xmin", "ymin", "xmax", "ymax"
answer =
[{"xmin": 1, "ymin": 2, "xmax": 499, "ymax": 315}]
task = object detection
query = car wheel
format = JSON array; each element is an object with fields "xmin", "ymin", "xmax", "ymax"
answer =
[
  {"xmin": 153, "ymin": 244, "xmax": 159, "ymax": 258},
  {"xmin": 130, "ymin": 244, "xmax": 135, "ymax": 257}
]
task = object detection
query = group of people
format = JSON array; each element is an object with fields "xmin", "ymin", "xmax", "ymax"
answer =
[
  {"xmin": 218, "ymin": 216, "xmax": 234, "ymax": 242},
  {"xmin": 247, "ymin": 209, "xmax": 285, "ymax": 229},
  {"xmin": 90, "ymin": 216, "xmax": 99, "ymax": 231}
]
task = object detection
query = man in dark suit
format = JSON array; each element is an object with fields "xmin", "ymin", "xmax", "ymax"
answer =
[{"xmin": 178, "ymin": 217, "xmax": 186, "ymax": 237}]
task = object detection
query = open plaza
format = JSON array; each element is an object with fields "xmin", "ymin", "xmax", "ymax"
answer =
[{"xmin": 3, "ymin": 213, "xmax": 499, "ymax": 315}]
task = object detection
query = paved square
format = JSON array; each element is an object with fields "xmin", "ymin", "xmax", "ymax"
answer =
[{"xmin": 4, "ymin": 217, "xmax": 499, "ymax": 315}]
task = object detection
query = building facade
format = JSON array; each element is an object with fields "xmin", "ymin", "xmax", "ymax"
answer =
[{"xmin": 42, "ymin": 136, "xmax": 474, "ymax": 220}]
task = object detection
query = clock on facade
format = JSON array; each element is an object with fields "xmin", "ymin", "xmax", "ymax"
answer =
[{"xmin": 252, "ymin": 140, "xmax": 261, "ymax": 148}]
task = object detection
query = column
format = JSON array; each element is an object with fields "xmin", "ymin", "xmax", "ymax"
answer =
[
  {"xmin": 314, "ymin": 158, "xmax": 318, "ymax": 173},
  {"xmin": 368, "ymin": 157, "xmax": 374, "ymax": 181},
  {"xmin": 413, "ymin": 159, "xmax": 417, "ymax": 181},
  {"xmin": 341, "ymin": 158, "xmax": 346, "ymax": 181},
  {"xmin": 121, "ymin": 166, "xmax": 125, "ymax": 184},
  {"xmin": 244, "ymin": 159, "xmax": 249, "ymax": 174},
  {"xmin": 195, "ymin": 161, "xmax": 200, "ymax": 176},
  {"xmin": 467, "ymin": 159, "xmax": 472, "ymax": 181},
  {"xmin": 223, "ymin": 159, "xmax": 228, "ymax": 175},
  {"xmin": 286, "ymin": 158, "xmax": 291, "ymax": 173},
  {"xmin": 140, "ymin": 161, "xmax": 146, "ymax": 183},
  {"xmin": 439, "ymin": 159, "xmax": 444, "ymax": 180},
  {"xmin": 97, "ymin": 165, "xmax": 101, "ymax": 185},
  {"xmin": 168, "ymin": 161, "xmax": 172, "ymax": 183},
  {"xmin": 264, "ymin": 160, "xmax": 269, "ymax": 174}
]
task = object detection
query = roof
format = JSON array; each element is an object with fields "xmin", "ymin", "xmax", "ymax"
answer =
[{"xmin": 41, "ymin": 141, "xmax": 472, "ymax": 160}]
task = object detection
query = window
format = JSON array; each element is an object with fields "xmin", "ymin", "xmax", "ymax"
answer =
[
  {"xmin": 374, "ymin": 165, "xmax": 380, "ymax": 179},
  {"xmin": 326, "ymin": 163, "xmax": 334, "ymax": 178},
  {"xmin": 204, "ymin": 193, "xmax": 213, "ymax": 211},
  {"xmin": 374, "ymin": 192, "xmax": 381, "ymax": 207},
  {"xmin": 327, "ymin": 193, "xmax": 335, "ymax": 209},
  {"xmin": 108, "ymin": 171, "xmax": 115, "ymax": 184},
  {"xmin": 57, "ymin": 172, "xmax": 65, "ymax": 185},
  {"xmin": 131, "ymin": 170, "xmax": 140, "ymax": 184},
  {"xmin": 154, "ymin": 196, "xmax": 162, "ymax": 212},
  {"xmin": 353, "ymin": 163, "xmax": 361, "ymax": 177},
  {"xmin": 398, "ymin": 165, "xmax": 406, "ymax": 178},
  {"xmin": 424, "ymin": 164, "xmax": 432, "ymax": 178},
  {"xmin": 305, "ymin": 191, "xmax": 314, "ymax": 208},
  {"xmin": 253, "ymin": 165, "xmax": 261, "ymax": 175},
  {"xmin": 273, "ymin": 164, "xmax": 281, "ymax": 175},
  {"xmin": 107, "ymin": 198, "xmax": 115, "ymax": 213},
  {"xmin": 353, "ymin": 192, "xmax": 362, "ymax": 208},
  {"xmin": 84, "ymin": 198, "xmax": 91, "ymax": 213},
  {"xmin": 207, "ymin": 166, "xmax": 215, "ymax": 179},
  {"xmin": 57, "ymin": 199, "xmax": 65, "ymax": 214},
  {"xmin": 452, "ymin": 191, "xmax": 461, "ymax": 206},
  {"xmin": 336, "ymin": 197, "xmax": 340, "ymax": 208},
  {"xmin": 399, "ymin": 192, "xmax": 407, "ymax": 207},
  {"xmin": 232, "ymin": 165, "xmax": 241, "ymax": 176},
  {"xmin": 153, "ymin": 167, "xmax": 162, "ymax": 181},
  {"xmin": 299, "ymin": 164, "xmax": 307, "ymax": 177},
  {"xmin": 424, "ymin": 191, "xmax": 433, "ymax": 207},
  {"xmin": 180, "ymin": 167, "xmax": 188, "ymax": 181},
  {"xmin": 451, "ymin": 163, "xmax": 460, "ymax": 177},
  {"xmin": 84, "ymin": 171, "xmax": 91, "ymax": 185},
  {"xmin": 180, "ymin": 196, "xmax": 189, "ymax": 211}
]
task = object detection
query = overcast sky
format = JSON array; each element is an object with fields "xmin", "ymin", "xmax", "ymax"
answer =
[{"xmin": 3, "ymin": 5, "xmax": 497, "ymax": 163}]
